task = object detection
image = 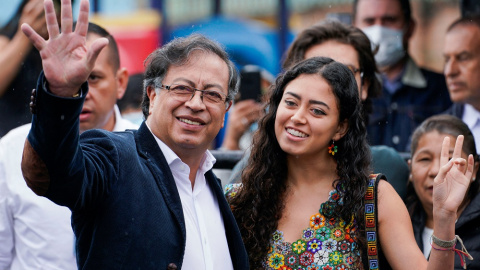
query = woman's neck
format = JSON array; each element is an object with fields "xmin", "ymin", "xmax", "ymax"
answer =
[{"xmin": 286, "ymin": 153, "xmax": 338, "ymax": 189}]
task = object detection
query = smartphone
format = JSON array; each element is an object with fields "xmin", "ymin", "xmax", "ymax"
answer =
[{"xmin": 239, "ymin": 69, "xmax": 262, "ymax": 102}]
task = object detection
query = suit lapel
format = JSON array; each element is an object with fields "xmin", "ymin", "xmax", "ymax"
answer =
[
  {"xmin": 134, "ymin": 123, "xmax": 186, "ymax": 243},
  {"xmin": 135, "ymin": 122, "xmax": 248, "ymax": 268},
  {"xmin": 205, "ymin": 170, "xmax": 248, "ymax": 269}
]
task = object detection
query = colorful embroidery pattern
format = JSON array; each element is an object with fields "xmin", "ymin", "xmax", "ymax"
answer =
[
  {"xmin": 224, "ymin": 184, "xmax": 240, "ymax": 200},
  {"xmin": 364, "ymin": 176, "xmax": 379, "ymax": 270},
  {"xmin": 224, "ymin": 182, "xmax": 373, "ymax": 270},
  {"xmin": 263, "ymin": 187, "xmax": 363, "ymax": 270}
]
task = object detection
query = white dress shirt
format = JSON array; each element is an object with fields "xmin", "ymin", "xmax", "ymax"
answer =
[
  {"xmin": 0, "ymin": 106, "xmax": 137, "ymax": 270},
  {"xmin": 148, "ymin": 125, "xmax": 234, "ymax": 270},
  {"xmin": 462, "ymin": 104, "xmax": 480, "ymax": 154}
]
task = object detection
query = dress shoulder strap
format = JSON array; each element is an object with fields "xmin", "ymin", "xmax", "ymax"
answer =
[{"xmin": 365, "ymin": 173, "xmax": 387, "ymax": 270}]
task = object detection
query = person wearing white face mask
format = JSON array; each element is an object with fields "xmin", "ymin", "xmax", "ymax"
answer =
[
  {"xmin": 353, "ymin": 0, "xmax": 452, "ymax": 152},
  {"xmin": 363, "ymin": 25, "xmax": 405, "ymax": 68}
]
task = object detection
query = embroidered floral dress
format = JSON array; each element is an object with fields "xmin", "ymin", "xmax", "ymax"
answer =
[{"xmin": 225, "ymin": 184, "xmax": 364, "ymax": 270}]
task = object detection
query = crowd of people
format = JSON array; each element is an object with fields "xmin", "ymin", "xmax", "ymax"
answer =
[{"xmin": 0, "ymin": 0, "xmax": 479, "ymax": 269}]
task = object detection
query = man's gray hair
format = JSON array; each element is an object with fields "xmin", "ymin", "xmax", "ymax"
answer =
[{"xmin": 141, "ymin": 34, "xmax": 239, "ymax": 119}]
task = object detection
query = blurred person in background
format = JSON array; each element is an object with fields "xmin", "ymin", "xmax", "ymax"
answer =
[
  {"xmin": 118, "ymin": 72, "xmax": 145, "ymax": 126},
  {"xmin": 220, "ymin": 65, "xmax": 273, "ymax": 151},
  {"xmin": 353, "ymin": 0, "xmax": 451, "ymax": 152},
  {"xmin": 443, "ymin": 16, "xmax": 480, "ymax": 155},
  {"xmin": 0, "ymin": 22, "xmax": 136, "ymax": 270},
  {"xmin": 406, "ymin": 114, "xmax": 478, "ymax": 269},
  {"xmin": 0, "ymin": 0, "xmax": 64, "ymax": 137}
]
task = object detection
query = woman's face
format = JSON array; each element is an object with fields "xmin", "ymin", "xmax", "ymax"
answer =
[
  {"xmin": 274, "ymin": 74, "xmax": 347, "ymax": 158},
  {"xmin": 410, "ymin": 131, "xmax": 469, "ymax": 212}
]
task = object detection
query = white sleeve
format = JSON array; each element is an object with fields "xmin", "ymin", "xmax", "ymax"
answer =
[{"xmin": 0, "ymin": 148, "xmax": 14, "ymax": 270}]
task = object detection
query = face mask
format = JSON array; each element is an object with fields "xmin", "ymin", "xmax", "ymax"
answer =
[{"xmin": 362, "ymin": 25, "xmax": 406, "ymax": 68}]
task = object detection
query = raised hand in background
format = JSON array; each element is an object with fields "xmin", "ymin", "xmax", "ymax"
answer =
[{"xmin": 433, "ymin": 135, "xmax": 474, "ymax": 218}]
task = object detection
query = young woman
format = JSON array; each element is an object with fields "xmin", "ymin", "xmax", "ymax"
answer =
[
  {"xmin": 228, "ymin": 21, "xmax": 409, "ymax": 200},
  {"xmin": 226, "ymin": 57, "xmax": 473, "ymax": 269},
  {"xmin": 407, "ymin": 114, "xmax": 478, "ymax": 269}
]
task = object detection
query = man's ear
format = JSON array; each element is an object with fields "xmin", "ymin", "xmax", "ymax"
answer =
[
  {"xmin": 147, "ymin": 85, "xmax": 157, "ymax": 115},
  {"xmin": 221, "ymin": 101, "xmax": 233, "ymax": 129},
  {"xmin": 116, "ymin": 67, "xmax": 129, "ymax": 100}
]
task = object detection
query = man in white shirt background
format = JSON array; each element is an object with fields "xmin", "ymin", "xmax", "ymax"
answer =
[
  {"xmin": 0, "ymin": 22, "xmax": 137, "ymax": 270},
  {"xmin": 443, "ymin": 16, "xmax": 480, "ymax": 154}
]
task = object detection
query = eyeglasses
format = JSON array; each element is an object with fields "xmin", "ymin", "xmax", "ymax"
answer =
[
  {"xmin": 159, "ymin": 84, "xmax": 229, "ymax": 105},
  {"xmin": 345, "ymin": 65, "xmax": 364, "ymax": 79}
]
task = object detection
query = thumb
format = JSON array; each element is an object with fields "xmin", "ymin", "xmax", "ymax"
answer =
[
  {"xmin": 21, "ymin": 23, "xmax": 46, "ymax": 51},
  {"xmin": 86, "ymin": 37, "xmax": 109, "ymax": 70}
]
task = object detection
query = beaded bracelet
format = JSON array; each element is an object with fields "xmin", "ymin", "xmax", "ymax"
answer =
[{"xmin": 430, "ymin": 235, "xmax": 473, "ymax": 269}]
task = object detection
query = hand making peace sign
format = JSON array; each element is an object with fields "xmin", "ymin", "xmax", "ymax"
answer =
[
  {"xmin": 21, "ymin": 0, "xmax": 108, "ymax": 97},
  {"xmin": 433, "ymin": 135, "xmax": 474, "ymax": 217}
]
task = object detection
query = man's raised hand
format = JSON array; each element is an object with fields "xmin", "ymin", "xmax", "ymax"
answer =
[{"xmin": 21, "ymin": 0, "xmax": 108, "ymax": 97}]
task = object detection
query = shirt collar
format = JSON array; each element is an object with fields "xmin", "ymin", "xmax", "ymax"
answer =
[
  {"xmin": 382, "ymin": 70, "xmax": 404, "ymax": 94},
  {"xmin": 144, "ymin": 122, "xmax": 216, "ymax": 172},
  {"xmin": 402, "ymin": 57, "xmax": 427, "ymax": 88},
  {"xmin": 462, "ymin": 104, "xmax": 480, "ymax": 129},
  {"xmin": 112, "ymin": 105, "xmax": 139, "ymax": 131}
]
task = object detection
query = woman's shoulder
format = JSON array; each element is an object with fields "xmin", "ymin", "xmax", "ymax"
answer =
[
  {"xmin": 368, "ymin": 173, "xmax": 387, "ymax": 183},
  {"xmin": 224, "ymin": 183, "xmax": 243, "ymax": 200}
]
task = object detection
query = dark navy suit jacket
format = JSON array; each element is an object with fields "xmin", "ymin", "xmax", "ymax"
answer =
[{"xmin": 27, "ymin": 74, "xmax": 249, "ymax": 269}]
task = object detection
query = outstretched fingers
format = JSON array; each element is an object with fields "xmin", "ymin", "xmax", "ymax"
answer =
[
  {"xmin": 439, "ymin": 136, "xmax": 451, "ymax": 168},
  {"xmin": 452, "ymin": 135, "xmax": 464, "ymax": 160},
  {"xmin": 44, "ymin": 0, "xmax": 60, "ymax": 38},
  {"xmin": 60, "ymin": 0, "xmax": 73, "ymax": 34},
  {"xmin": 86, "ymin": 38, "xmax": 109, "ymax": 70},
  {"xmin": 433, "ymin": 135, "xmax": 473, "ymax": 214},
  {"xmin": 436, "ymin": 136, "xmax": 456, "ymax": 185},
  {"xmin": 435, "ymin": 157, "xmax": 454, "ymax": 186},
  {"xmin": 451, "ymin": 135, "xmax": 473, "ymax": 177},
  {"xmin": 455, "ymin": 155, "xmax": 474, "ymax": 181},
  {"xmin": 75, "ymin": 0, "xmax": 90, "ymax": 37},
  {"xmin": 21, "ymin": 23, "xmax": 47, "ymax": 51},
  {"xmin": 463, "ymin": 154, "xmax": 475, "ymax": 181}
]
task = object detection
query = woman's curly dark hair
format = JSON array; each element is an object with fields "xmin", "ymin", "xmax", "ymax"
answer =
[{"xmin": 229, "ymin": 57, "xmax": 372, "ymax": 269}]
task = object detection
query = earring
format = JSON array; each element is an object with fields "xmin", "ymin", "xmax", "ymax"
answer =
[{"xmin": 328, "ymin": 140, "xmax": 338, "ymax": 156}]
